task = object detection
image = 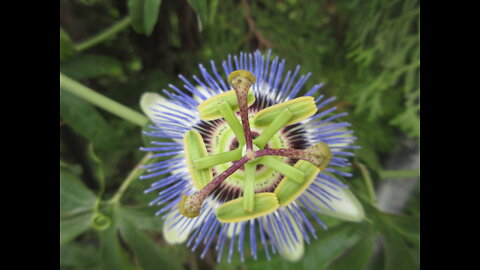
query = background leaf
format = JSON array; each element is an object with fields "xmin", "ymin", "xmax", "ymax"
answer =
[
  {"xmin": 60, "ymin": 241, "xmax": 100, "ymax": 268},
  {"xmin": 118, "ymin": 209, "xmax": 184, "ymax": 270},
  {"xmin": 60, "ymin": 168, "xmax": 97, "ymax": 216},
  {"xmin": 187, "ymin": 0, "xmax": 208, "ymax": 29},
  {"xmin": 60, "ymin": 90, "xmax": 119, "ymax": 150},
  {"xmin": 60, "ymin": 211, "xmax": 94, "ymax": 246},
  {"xmin": 60, "ymin": 28, "xmax": 75, "ymax": 61},
  {"xmin": 98, "ymin": 207, "xmax": 134, "ymax": 270},
  {"xmin": 87, "ymin": 143, "xmax": 106, "ymax": 194},
  {"xmin": 118, "ymin": 206, "xmax": 164, "ymax": 231},
  {"xmin": 60, "ymin": 54, "xmax": 123, "ymax": 79},
  {"xmin": 245, "ymin": 222, "xmax": 366, "ymax": 270},
  {"xmin": 128, "ymin": 0, "xmax": 162, "ymax": 35},
  {"xmin": 325, "ymin": 234, "xmax": 376, "ymax": 270}
]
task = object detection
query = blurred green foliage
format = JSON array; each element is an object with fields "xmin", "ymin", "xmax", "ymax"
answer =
[{"xmin": 60, "ymin": 0, "xmax": 419, "ymax": 269}]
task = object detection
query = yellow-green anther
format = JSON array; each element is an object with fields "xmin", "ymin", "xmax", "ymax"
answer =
[
  {"xmin": 254, "ymin": 109, "xmax": 293, "ymax": 148},
  {"xmin": 259, "ymin": 156, "xmax": 305, "ymax": 183},
  {"xmin": 303, "ymin": 142, "xmax": 332, "ymax": 170},
  {"xmin": 254, "ymin": 96, "xmax": 317, "ymax": 127},
  {"xmin": 274, "ymin": 160, "xmax": 321, "ymax": 207},
  {"xmin": 218, "ymin": 100, "xmax": 246, "ymax": 145},
  {"xmin": 197, "ymin": 89, "xmax": 255, "ymax": 121},
  {"xmin": 243, "ymin": 163, "xmax": 256, "ymax": 212},
  {"xmin": 178, "ymin": 195, "xmax": 201, "ymax": 218},
  {"xmin": 183, "ymin": 130, "xmax": 213, "ymax": 189},
  {"xmin": 216, "ymin": 192, "xmax": 279, "ymax": 223},
  {"xmin": 193, "ymin": 148, "xmax": 243, "ymax": 170}
]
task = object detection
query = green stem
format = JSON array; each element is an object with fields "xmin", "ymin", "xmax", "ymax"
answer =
[
  {"xmin": 254, "ymin": 109, "xmax": 292, "ymax": 148},
  {"xmin": 60, "ymin": 73, "xmax": 148, "ymax": 126},
  {"xmin": 109, "ymin": 152, "xmax": 152, "ymax": 205},
  {"xmin": 218, "ymin": 101, "xmax": 245, "ymax": 145},
  {"xmin": 193, "ymin": 148, "xmax": 242, "ymax": 169},
  {"xmin": 259, "ymin": 156, "xmax": 305, "ymax": 183},
  {"xmin": 355, "ymin": 162, "xmax": 377, "ymax": 205},
  {"xmin": 379, "ymin": 169, "xmax": 420, "ymax": 179},
  {"xmin": 74, "ymin": 17, "xmax": 131, "ymax": 52}
]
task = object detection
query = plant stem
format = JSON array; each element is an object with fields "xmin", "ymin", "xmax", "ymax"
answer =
[
  {"xmin": 355, "ymin": 162, "xmax": 377, "ymax": 205},
  {"xmin": 109, "ymin": 152, "xmax": 153, "ymax": 205},
  {"xmin": 60, "ymin": 73, "xmax": 149, "ymax": 127},
  {"xmin": 379, "ymin": 169, "xmax": 420, "ymax": 179},
  {"xmin": 74, "ymin": 17, "xmax": 131, "ymax": 52}
]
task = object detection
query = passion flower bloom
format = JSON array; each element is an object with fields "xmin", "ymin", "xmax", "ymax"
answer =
[{"xmin": 139, "ymin": 50, "xmax": 364, "ymax": 262}]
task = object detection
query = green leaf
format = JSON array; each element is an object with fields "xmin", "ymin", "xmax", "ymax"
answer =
[
  {"xmin": 87, "ymin": 143, "xmax": 105, "ymax": 194},
  {"xmin": 60, "ymin": 168, "xmax": 97, "ymax": 216},
  {"xmin": 245, "ymin": 222, "xmax": 366, "ymax": 270},
  {"xmin": 118, "ymin": 209, "xmax": 184, "ymax": 270},
  {"xmin": 380, "ymin": 212, "xmax": 419, "ymax": 246},
  {"xmin": 60, "ymin": 211, "xmax": 94, "ymax": 246},
  {"xmin": 60, "ymin": 241, "xmax": 99, "ymax": 268},
  {"xmin": 326, "ymin": 235, "xmax": 376, "ymax": 270},
  {"xmin": 60, "ymin": 28, "xmax": 75, "ymax": 61},
  {"xmin": 128, "ymin": 0, "xmax": 162, "ymax": 35},
  {"xmin": 98, "ymin": 207, "xmax": 134, "ymax": 270},
  {"xmin": 60, "ymin": 90, "xmax": 119, "ymax": 150},
  {"xmin": 60, "ymin": 54, "xmax": 123, "ymax": 79},
  {"xmin": 187, "ymin": 0, "xmax": 208, "ymax": 29},
  {"xmin": 118, "ymin": 206, "xmax": 164, "ymax": 231},
  {"xmin": 380, "ymin": 223, "xmax": 417, "ymax": 270},
  {"xmin": 362, "ymin": 201, "xmax": 418, "ymax": 270}
]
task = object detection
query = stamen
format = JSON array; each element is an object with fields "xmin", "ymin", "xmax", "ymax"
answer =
[
  {"xmin": 254, "ymin": 109, "xmax": 293, "ymax": 148},
  {"xmin": 193, "ymin": 148, "xmax": 242, "ymax": 170},
  {"xmin": 218, "ymin": 101, "xmax": 246, "ymax": 145},
  {"xmin": 258, "ymin": 156, "xmax": 305, "ymax": 183},
  {"xmin": 243, "ymin": 163, "xmax": 256, "ymax": 212},
  {"xmin": 179, "ymin": 155, "xmax": 251, "ymax": 218},
  {"xmin": 228, "ymin": 70, "xmax": 256, "ymax": 152},
  {"xmin": 255, "ymin": 142, "xmax": 332, "ymax": 170}
]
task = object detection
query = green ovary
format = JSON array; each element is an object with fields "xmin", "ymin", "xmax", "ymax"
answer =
[{"xmin": 209, "ymin": 114, "xmax": 290, "ymax": 192}]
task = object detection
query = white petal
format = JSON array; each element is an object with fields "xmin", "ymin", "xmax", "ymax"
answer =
[
  {"xmin": 303, "ymin": 177, "xmax": 364, "ymax": 222},
  {"xmin": 140, "ymin": 92, "xmax": 164, "ymax": 121},
  {"xmin": 163, "ymin": 210, "xmax": 206, "ymax": 244},
  {"xmin": 193, "ymin": 85, "xmax": 214, "ymax": 103},
  {"xmin": 262, "ymin": 212, "xmax": 304, "ymax": 262},
  {"xmin": 140, "ymin": 92, "xmax": 198, "ymax": 127}
]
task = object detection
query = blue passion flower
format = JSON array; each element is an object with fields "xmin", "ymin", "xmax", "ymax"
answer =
[{"xmin": 139, "ymin": 50, "xmax": 364, "ymax": 263}]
